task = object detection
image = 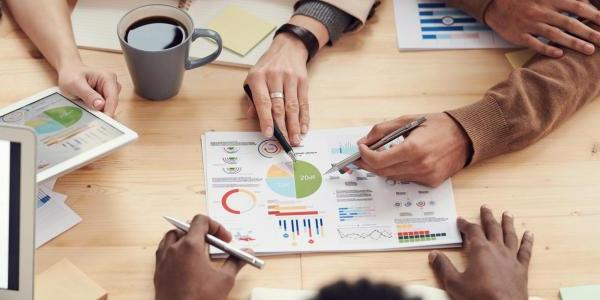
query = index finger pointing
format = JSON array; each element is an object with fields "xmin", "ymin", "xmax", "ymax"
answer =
[{"xmin": 248, "ymin": 80, "xmax": 274, "ymax": 138}]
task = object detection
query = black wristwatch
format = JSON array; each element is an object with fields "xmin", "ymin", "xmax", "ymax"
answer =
[{"xmin": 274, "ymin": 23, "xmax": 320, "ymax": 62}]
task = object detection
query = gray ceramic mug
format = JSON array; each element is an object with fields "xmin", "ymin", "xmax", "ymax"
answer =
[{"xmin": 118, "ymin": 5, "xmax": 222, "ymax": 100}]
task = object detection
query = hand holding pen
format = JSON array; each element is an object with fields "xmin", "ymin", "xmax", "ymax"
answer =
[
  {"xmin": 353, "ymin": 113, "xmax": 472, "ymax": 187},
  {"xmin": 155, "ymin": 215, "xmax": 256, "ymax": 300}
]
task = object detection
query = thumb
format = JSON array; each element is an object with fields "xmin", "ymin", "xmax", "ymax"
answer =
[
  {"xmin": 71, "ymin": 79, "xmax": 105, "ymax": 110},
  {"xmin": 429, "ymin": 251, "xmax": 460, "ymax": 289}
]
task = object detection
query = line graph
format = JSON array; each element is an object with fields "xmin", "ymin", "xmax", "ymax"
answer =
[{"xmin": 337, "ymin": 227, "xmax": 394, "ymax": 240}]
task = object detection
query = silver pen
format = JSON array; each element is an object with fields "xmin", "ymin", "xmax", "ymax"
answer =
[
  {"xmin": 163, "ymin": 216, "xmax": 265, "ymax": 269},
  {"xmin": 324, "ymin": 117, "xmax": 427, "ymax": 175}
]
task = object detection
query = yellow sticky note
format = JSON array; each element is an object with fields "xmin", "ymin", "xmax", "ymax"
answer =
[
  {"xmin": 208, "ymin": 5, "xmax": 276, "ymax": 56},
  {"xmin": 505, "ymin": 49, "xmax": 536, "ymax": 69}
]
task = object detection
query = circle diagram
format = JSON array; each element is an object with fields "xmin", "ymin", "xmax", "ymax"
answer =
[
  {"xmin": 221, "ymin": 189, "xmax": 257, "ymax": 214},
  {"xmin": 258, "ymin": 139, "xmax": 282, "ymax": 158},
  {"xmin": 266, "ymin": 161, "xmax": 322, "ymax": 198}
]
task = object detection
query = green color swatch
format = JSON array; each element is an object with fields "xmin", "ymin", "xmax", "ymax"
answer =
[{"xmin": 44, "ymin": 106, "xmax": 82, "ymax": 127}]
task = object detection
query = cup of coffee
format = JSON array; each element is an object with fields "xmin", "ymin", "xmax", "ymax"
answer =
[{"xmin": 118, "ymin": 5, "xmax": 222, "ymax": 100}]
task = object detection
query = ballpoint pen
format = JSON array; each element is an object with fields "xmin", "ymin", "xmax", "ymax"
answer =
[
  {"xmin": 163, "ymin": 216, "xmax": 265, "ymax": 269},
  {"xmin": 243, "ymin": 84, "xmax": 297, "ymax": 162},
  {"xmin": 324, "ymin": 117, "xmax": 427, "ymax": 175}
]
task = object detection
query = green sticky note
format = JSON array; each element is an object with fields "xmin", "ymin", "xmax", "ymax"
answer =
[{"xmin": 560, "ymin": 285, "xmax": 600, "ymax": 300}]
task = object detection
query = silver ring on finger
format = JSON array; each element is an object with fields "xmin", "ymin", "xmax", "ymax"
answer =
[{"xmin": 270, "ymin": 92, "xmax": 285, "ymax": 101}]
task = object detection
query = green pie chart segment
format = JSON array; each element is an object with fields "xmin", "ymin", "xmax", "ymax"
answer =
[
  {"xmin": 266, "ymin": 160, "xmax": 322, "ymax": 199},
  {"xmin": 44, "ymin": 106, "xmax": 83, "ymax": 128}
]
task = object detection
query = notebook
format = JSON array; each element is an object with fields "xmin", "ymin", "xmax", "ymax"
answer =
[{"xmin": 71, "ymin": 0, "xmax": 295, "ymax": 67}]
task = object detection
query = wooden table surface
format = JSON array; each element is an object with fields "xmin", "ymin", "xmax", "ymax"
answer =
[{"xmin": 2, "ymin": 1, "xmax": 600, "ymax": 299}]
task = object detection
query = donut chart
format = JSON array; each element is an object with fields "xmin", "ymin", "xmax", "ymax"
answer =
[{"xmin": 221, "ymin": 189, "xmax": 257, "ymax": 214}]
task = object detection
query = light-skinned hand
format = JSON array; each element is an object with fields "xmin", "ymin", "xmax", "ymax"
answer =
[
  {"xmin": 354, "ymin": 113, "xmax": 471, "ymax": 187},
  {"xmin": 485, "ymin": 0, "xmax": 600, "ymax": 57},
  {"xmin": 58, "ymin": 62, "xmax": 121, "ymax": 116},
  {"xmin": 244, "ymin": 33, "xmax": 310, "ymax": 146},
  {"xmin": 154, "ymin": 215, "xmax": 248, "ymax": 300},
  {"xmin": 429, "ymin": 205, "xmax": 534, "ymax": 300}
]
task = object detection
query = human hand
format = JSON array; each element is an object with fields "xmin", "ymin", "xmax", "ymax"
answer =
[
  {"xmin": 244, "ymin": 33, "xmax": 310, "ymax": 146},
  {"xmin": 354, "ymin": 113, "xmax": 471, "ymax": 187},
  {"xmin": 428, "ymin": 206, "xmax": 534, "ymax": 300},
  {"xmin": 154, "ymin": 215, "xmax": 248, "ymax": 300},
  {"xmin": 485, "ymin": 0, "xmax": 600, "ymax": 57},
  {"xmin": 58, "ymin": 63, "xmax": 121, "ymax": 116}
]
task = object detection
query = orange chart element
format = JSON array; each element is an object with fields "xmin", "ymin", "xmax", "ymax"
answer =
[{"xmin": 221, "ymin": 189, "xmax": 257, "ymax": 214}]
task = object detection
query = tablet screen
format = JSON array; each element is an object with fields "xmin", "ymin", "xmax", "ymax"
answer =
[
  {"xmin": 0, "ymin": 140, "xmax": 20, "ymax": 291},
  {"xmin": 0, "ymin": 93, "xmax": 124, "ymax": 171}
]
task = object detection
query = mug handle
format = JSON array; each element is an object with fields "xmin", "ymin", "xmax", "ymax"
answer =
[{"xmin": 185, "ymin": 29, "xmax": 223, "ymax": 70}]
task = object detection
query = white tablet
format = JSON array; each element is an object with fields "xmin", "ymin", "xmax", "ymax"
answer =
[{"xmin": 0, "ymin": 87, "xmax": 138, "ymax": 182}]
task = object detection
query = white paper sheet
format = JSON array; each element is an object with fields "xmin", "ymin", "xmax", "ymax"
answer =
[
  {"xmin": 35, "ymin": 197, "xmax": 81, "ymax": 248},
  {"xmin": 202, "ymin": 128, "xmax": 462, "ymax": 256}
]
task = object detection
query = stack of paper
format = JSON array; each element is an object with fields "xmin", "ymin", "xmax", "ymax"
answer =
[{"xmin": 36, "ymin": 178, "xmax": 81, "ymax": 248}]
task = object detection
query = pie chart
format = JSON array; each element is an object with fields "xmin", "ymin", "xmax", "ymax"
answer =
[{"xmin": 266, "ymin": 161, "xmax": 322, "ymax": 198}]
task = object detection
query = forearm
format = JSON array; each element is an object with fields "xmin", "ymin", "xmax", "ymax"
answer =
[
  {"xmin": 6, "ymin": 0, "xmax": 81, "ymax": 71},
  {"xmin": 448, "ymin": 28, "xmax": 600, "ymax": 163}
]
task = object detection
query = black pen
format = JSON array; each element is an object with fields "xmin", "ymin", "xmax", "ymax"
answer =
[{"xmin": 243, "ymin": 84, "xmax": 297, "ymax": 162}]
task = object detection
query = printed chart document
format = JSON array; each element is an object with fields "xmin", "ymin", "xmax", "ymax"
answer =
[
  {"xmin": 202, "ymin": 127, "xmax": 462, "ymax": 256},
  {"xmin": 393, "ymin": 0, "xmax": 514, "ymax": 50},
  {"xmin": 35, "ymin": 187, "xmax": 81, "ymax": 248}
]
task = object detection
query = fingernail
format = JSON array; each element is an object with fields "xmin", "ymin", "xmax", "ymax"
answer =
[
  {"xmin": 482, "ymin": 204, "xmax": 490, "ymax": 210},
  {"xmin": 456, "ymin": 216, "xmax": 465, "ymax": 223},
  {"xmin": 584, "ymin": 43, "xmax": 595, "ymax": 54},
  {"xmin": 503, "ymin": 211, "xmax": 513, "ymax": 218},
  {"xmin": 293, "ymin": 134, "xmax": 301, "ymax": 145},
  {"xmin": 428, "ymin": 251, "xmax": 438, "ymax": 264},
  {"xmin": 93, "ymin": 99, "xmax": 104, "ymax": 109},
  {"xmin": 552, "ymin": 49, "xmax": 563, "ymax": 57},
  {"xmin": 301, "ymin": 125, "xmax": 308, "ymax": 133},
  {"xmin": 525, "ymin": 231, "xmax": 534, "ymax": 239},
  {"xmin": 265, "ymin": 126, "xmax": 273, "ymax": 137}
]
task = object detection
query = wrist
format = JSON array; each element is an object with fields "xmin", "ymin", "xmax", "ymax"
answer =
[
  {"xmin": 56, "ymin": 52, "xmax": 84, "ymax": 74},
  {"xmin": 272, "ymin": 33, "xmax": 309, "ymax": 61}
]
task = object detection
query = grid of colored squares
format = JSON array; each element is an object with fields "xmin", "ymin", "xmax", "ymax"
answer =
[
  {"xmin": 418, "ymin": 1, "xmax": 490, "ymax": 40},
  {"xmin": 398, "ymin": 230, "xmax": 446, "ymax": 243}
]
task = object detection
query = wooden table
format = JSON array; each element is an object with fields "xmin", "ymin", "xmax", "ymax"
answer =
[{"xmin": 2, "ymin": 1, "xmax": 600, "ymax": 299}]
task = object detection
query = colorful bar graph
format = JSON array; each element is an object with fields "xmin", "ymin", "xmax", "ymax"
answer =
[
  {"xmin": 417, "ymin": 0, "xmax": 491, "ymax": 40},
  {"xmin": 278, "ymin": 218, "xmax": 325, "ymax": 244}
]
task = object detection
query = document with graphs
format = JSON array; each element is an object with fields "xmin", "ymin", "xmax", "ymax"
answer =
[{"xmin": 202, "ymin": 127, "xmax": 462, "ymax": 256}]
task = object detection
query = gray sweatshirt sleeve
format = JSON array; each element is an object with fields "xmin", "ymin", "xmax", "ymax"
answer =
[{"xmin": 293, "ymin": 0, "xmax": 355, "ymax": 45}]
